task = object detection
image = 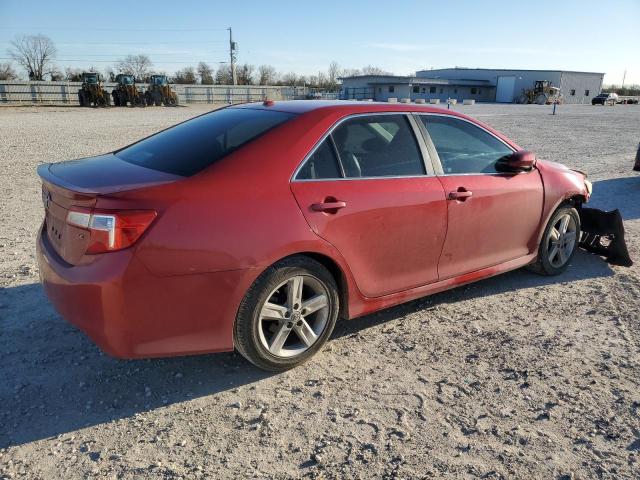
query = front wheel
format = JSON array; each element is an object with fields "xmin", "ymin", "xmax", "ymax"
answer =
[
  {"xmin": 528, "ymin": 206, "xmax": 581, "ymax": 275},
  {"xmin": 234, "ymin": 256, "xmax": 339, "ymax": 371}
]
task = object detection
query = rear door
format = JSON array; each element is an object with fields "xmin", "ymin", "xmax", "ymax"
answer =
[
  {"xmin": 416, "ymin": 114, "xmax": 544, "ymax": 279},
  {"xmin": 290, "ymin": 113, "xmax": 447, "ymax": 298}
]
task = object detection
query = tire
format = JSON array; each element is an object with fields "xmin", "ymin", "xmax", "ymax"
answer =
[
  {"xmin": 528, "ymin": 205, "xmax": 581, "ymax": 276},
  {"xmin": 234, "ymin": 256, "xmax": 339, "ymax": 371},
  {"xmin": 78, "ymin": 91, "xmax": 84, "ymax": 107}
]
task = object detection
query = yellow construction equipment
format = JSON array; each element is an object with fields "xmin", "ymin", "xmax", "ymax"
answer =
[
  {"xmin": 144, "ymin": 75, "xmax": 179, "ymax": 106},
  {"xmin": 517, "ymin": 80, "xmax": 562, "ymax": 105},
  {"xmin": 112, "ymin": 74, "xmax": 146, "ymax": 107},
  {"xmin": 78, "ymin": 72, "xmax": 111, "ymax": 107}
]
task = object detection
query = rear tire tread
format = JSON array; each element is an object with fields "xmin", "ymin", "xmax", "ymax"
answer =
[{"xmin": 234, "ymin": 256, "xmax": 339, "ymax": 372}]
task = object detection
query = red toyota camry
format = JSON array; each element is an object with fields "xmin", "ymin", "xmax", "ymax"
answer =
[{"xmin": 37, "ymin": 101, "xmax": 591, "ymax": 371}]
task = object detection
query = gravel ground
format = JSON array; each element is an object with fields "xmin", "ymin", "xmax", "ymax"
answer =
[{"xmin": 0, "ymin": 103, "xmax": 639, "ymax": 480}]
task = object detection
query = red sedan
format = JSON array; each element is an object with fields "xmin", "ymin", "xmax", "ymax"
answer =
[{"xmin": 37, "ymin": 101, "xmax": 591, "ymax": 371}]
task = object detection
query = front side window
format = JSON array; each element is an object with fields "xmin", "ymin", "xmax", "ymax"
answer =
[
  {"xmin": 116, "ymin": 107, "xmax": 295, "ymax": 176},
  {"xmin": 429, "ymin": 86, "xmax": 436, "ymax": 94},
  {"xmin": 419, "ymin": 116, "xmax": 513, "ymax": 174},
  {"xmin": 332, "ymin": 115, "xmax": 425, "ymax": 178},
  {"xmin": 388, "ymin": 86, "xmax": 395, "ymax": 93}
]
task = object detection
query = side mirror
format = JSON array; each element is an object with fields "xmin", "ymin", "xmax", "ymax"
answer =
[{"xmin": 496, "ymin": 150, "xmax": 536, "ymax": 172}]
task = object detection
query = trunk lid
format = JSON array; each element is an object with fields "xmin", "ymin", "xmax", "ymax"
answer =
[{"xmin": 38, "ymin": 154, "xmax": 182, "ymax": 264}]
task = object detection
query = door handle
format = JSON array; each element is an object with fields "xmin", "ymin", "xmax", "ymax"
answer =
[
  {"xmin": 311, "ymin": 200, "xmax": 347, "ymax": 213},
  {"xmin": 448, "ymin": 188, "xmax": 473, "ymax": 201}
]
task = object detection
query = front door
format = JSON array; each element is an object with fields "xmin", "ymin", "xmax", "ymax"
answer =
[
  {"xmin": 291, "ymin": 113, "xmax": 447, "ymax": 298},
  {"xmin": 417, "ymin": 114, "xmax": 544, "ymax": 279}
]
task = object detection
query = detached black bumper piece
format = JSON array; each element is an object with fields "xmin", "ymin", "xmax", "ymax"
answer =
[{"xmin": 579, "ymin": 208, "xmax": 633, "ymax": 267}]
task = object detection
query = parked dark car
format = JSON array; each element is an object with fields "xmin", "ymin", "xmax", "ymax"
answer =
[{"xmin": 592, "ymin": 93, "xmax": 618, "ymax": 105}]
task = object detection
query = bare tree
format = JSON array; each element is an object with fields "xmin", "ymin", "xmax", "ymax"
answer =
[
  {"xmin": 0, "ymin": 62, "xmax": 18, "ymax": 80},
  {"xmin": 173, "ymin": 67, "xmax": 197, "ymax": 84},
  {"xmin": 64, "ymin": 67, "xmax": 83, "ymax": 81},
  {"xmin": 197, "ymin": 62, "xmax": 214, "ymax": 85},
  {"xmin": 115, "ymin": 54, "xmax": 153, "ymax": 81},
  {"xmin": 361, "ymin": 65, "xmax": 391, "ymax": 76},
  {"xmin": 327, "ymin": 61, "xmax": 340, "ymax": 90},
  {"xmin": 237, "ymin": 64, "xmax": 255, "ymax": 85},
  {"xmin": 281, "ymin": 71, "xmax": 298, "ymax": 86},
  {"xmin": 8, "ymin": 34, "xmax": 57, "ymax": 80},
  {"xmin": 258, "ymin": 64, "xmax": 277, "ymax": 85},
  {"xmin": 215, "ymin": 64, "xmax": 233, "ymax": 85},
  {"xmin": 104, "ymin": 66, "xmax": 116, "ymax": 82},
  {"xmin": 50, "ymin": 67, "xmax": 64, "ymax": 81}
]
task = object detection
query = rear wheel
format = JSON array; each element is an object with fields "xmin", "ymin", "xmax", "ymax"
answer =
[
  {"xmin": 535, "ymin": 93, "xmax": 547, "ymax": 105},
  {"xmin": 78, "ymin": 91, "xmax": 85, "ymax": 107},
  {"xmin": 234, "ymin": 256, "xmax": 339, "ymax": 371},
  {"xmin": 528, "ymin": 206, "xmax": 580, "ymax": 276},
  {"xmin": 517, "ymin": 94, "xmax": 528, "ymax": 104}
]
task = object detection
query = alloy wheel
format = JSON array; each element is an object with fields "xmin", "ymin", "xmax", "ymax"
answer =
[
  {"xmin": 547, "ymin": 213, "xmax": 578, "ymax": 268},
  {"xmin": 257, "ymin": 275, "xmax": 330, "ymax": 358}
]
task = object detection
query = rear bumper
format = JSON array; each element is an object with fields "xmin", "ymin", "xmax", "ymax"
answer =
[{"xmin": 37, "ymin": 224, "xmax": 255, "ymax": 358}]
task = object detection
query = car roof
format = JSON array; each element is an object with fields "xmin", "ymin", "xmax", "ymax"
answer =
[
  {"xmin": 231, "ymin": 99, "xmax": 520, "ymax": 151},
  {"xmin": 232, "ymin": 99, "xmax": 457, "ymax": 115}
]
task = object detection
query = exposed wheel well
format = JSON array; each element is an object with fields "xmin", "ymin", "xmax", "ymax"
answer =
[
  {"xmin": 564, "ymin": 194, "xmax": 587, "ymax": 209},
  {"xmin": 284, "ymin": 252, "xmax": 349, "ymax": 320}
]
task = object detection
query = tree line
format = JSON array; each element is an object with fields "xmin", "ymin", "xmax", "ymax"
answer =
[{"xmin": 1, "ymin": 34, "xmax": 391, "ymax": 90}]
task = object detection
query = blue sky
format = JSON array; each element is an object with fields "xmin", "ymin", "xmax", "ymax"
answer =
[{"xmin": 1, "ymin": 0, "xmax": 638, "ymax": 84}]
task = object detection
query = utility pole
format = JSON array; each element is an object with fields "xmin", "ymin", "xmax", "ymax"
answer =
[
  {"xmin": 622, "ymin": 69, "xmax": 627, "ymax": 88},
  {"xmin": 228, "ymin": 27, "xmax": 237, "ymax": 86}
]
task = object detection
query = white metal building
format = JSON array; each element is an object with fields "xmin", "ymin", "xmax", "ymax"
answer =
[
  {"xmin": 340, "ymin": 68, "xmax": 604, "ymax": 104},
  {"xmin": 416, "ymin": 68, "xmax": 604, "ymax": 104},
  {"xmin": 340, "ymin": 75, "xmax": 494, "ymax": 102}
]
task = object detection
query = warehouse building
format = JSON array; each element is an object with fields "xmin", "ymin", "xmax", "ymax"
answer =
[
  {"xmin": 341, "ymin": 68, "xmax": 604, "ymax": 104},
  {"xmin": 340, "ymin": 74, "xmax": 494, "ymax": 102}
]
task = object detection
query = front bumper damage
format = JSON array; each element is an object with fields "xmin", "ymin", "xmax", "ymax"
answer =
[{"xmin": 579, "ymin": 207, "xmax": 633, "ymax": 267}]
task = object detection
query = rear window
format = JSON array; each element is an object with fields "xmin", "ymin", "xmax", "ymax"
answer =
[{"xmin": 115, "ymin": 107, "xmax": 295, "ymax": 176}]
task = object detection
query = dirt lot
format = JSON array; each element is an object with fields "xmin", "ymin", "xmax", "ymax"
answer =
[{"xmin": 1, "ymin": 103, "xmax": 639, "ymax": 479}]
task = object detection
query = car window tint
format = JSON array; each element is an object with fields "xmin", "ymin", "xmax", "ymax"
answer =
[
  {"xmin": 332, "ymin": 115, "xmax": 425, "ymax": 178},
  {"xmin": 419, "ymin": 115, "xmax": 513, "ymax": 174},
  {"xmin": 296, "ymin": 138, "xmax": 342, "ymax": 180},
  {"xmin": 115, "ymin": 108, "xmax": 295, "ymax": 176}
]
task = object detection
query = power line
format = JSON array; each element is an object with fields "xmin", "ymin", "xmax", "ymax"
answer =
[
  {"xmin": 1, "ymin": 26, "xmax": 229, "ymax": 32},
  {"xmin": 0, "ymin": 56, "xmax": 227, "ymax": 65},
  {"xmin": 50, "ymin": 51, "xmax": 229, "ymax": 56},
  {"xmin": 0, "ymin": 40, "xmax": 228, "ymax": 46}
]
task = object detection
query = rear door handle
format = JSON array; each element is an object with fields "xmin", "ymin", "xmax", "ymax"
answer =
[
  {"xmin": 311, "ymin": 200, "xmax": 347, "ymax": 213},
  {"xmin": 448, "ymin": 189, "xmax": 473, "ymax": 200}
]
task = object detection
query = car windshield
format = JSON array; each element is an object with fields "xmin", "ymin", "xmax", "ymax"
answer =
[{"xmin": 115, "ymin": 107, "xmax": 296, "ymax": 176}]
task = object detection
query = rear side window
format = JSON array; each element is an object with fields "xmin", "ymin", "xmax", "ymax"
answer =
[
  {"xmin": 419, "ymin": 115, "xmax": 513, "ymax": 174},
  {"xmin": 332, "ymin": 115, "xmax": 425, "ymax": 178},
  {"xmin": 115, "ymin": 108, "xmax": 295, "ymax": 176},
  {"xmin": 296, "ymin": 139, "xmax": 342, "ymax": 180}
]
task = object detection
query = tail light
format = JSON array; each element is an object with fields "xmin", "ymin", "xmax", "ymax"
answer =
[{"xmin": 66, "ymin": 207, "xmax": 157, "ymax": 254}]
